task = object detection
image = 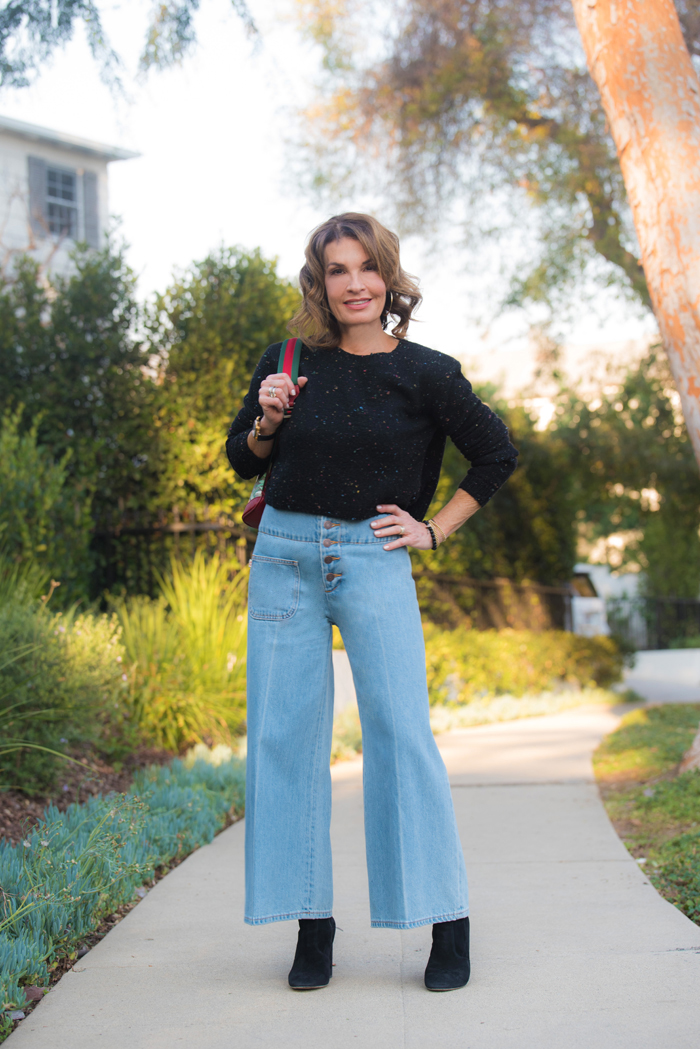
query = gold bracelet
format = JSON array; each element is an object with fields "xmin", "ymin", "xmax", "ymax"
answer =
[
  {"xmin": 253, "ymin": 416, "xmax": 277, "ymax": 442},
  {"xmin": 429, "ymin": 518, "xmax": 448, "ymax": 545}
]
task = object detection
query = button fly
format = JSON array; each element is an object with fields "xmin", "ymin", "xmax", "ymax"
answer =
[
  {"xmin": 323, "ymin": 521, "xmax": 340, "ymax": 529},
  {"xmin": 324, "ymin": 556, "xmax": 339, "ymax": 564},
  {"xmin": 326, "ymin": 573, "xmax": 342, "ymax": 581}
]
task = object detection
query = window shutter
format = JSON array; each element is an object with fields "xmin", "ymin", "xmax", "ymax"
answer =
[
  {"xmin": 82, "ymin": 170, "xmax": 99, "ymax": 248},
  {"xmin": 27, "ymin": 155, "xmax": 47, "ymax": 238}
]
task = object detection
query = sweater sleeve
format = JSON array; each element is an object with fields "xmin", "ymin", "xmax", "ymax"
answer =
[
  {"xmin": 430, "ymin": 358, "xmax": 518, "ymax": 506},
  {"xmin": 225, "ymin": 344, "xmax": 281, "ymax": 480}
]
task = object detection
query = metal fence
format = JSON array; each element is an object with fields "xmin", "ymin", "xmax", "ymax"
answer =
[
  {"xmin": 90, "ymin": 509, "xmax": 571, "ymax": 633},
  {"xmin": 412, "ymin": 572, "xmax": 572, "ymax": 631},
  {"xmin": 89, "ymin": 507, "xmax": 255, "ymax": 600},
  {"xmin": 606, "ymin": 596, "xmax": 700, "ymax": 650}
]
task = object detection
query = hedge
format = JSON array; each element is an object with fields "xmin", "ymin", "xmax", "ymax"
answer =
[{"xmin": 424, "ymin": 626, "xmax": 623, "ymax": 704}]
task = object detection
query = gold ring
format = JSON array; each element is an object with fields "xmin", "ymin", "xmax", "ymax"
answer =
[
  {"xmin": 399, "ymin": 526, "xmax": 406, "ymax": 536},
  {"xmin": 268, "ymin": 386, "xmax": 277, "ymax": 398}
]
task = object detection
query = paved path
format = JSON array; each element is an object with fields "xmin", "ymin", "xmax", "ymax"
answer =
[
  {"xmin": 8, "ymin": 707, "xmax": 700, "ymax": 1048},
  {"xmin": 623, "ymin": 648, "xmax": 700, "ymax": 703}
]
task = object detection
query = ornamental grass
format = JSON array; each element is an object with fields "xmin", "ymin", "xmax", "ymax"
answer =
[{"xmin": 115, "ymin": 552, "xmax": 248, "ymax": 752}]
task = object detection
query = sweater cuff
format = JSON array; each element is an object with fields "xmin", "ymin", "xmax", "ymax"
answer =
[
  {"xmin": 226, "ymin": 430, "xmax": 265, "ymax": 480},
  {"xmin": 459, "ymin": 458, "xmax": 518, "ymax": 507}
]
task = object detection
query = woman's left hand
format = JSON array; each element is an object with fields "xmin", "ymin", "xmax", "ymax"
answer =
[{"xmin": 370, "ymin": 504, "xmax": 433, "ymax": 551}]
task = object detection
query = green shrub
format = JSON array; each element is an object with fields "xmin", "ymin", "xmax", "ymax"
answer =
[
  {"xmin": 0, "ymin": 554, "xmax": 48, "ymax": 607},
  {"xmin": 116, "ymin": 552, "xmax": 248, "ymax": 751},
  {"xmin": 424, "ymin": 626, "xmax": 622, "ymax": 705},
  {"xmin": 0, "ymin": 755, "xmax": 245, "ymax": 1016},
  {"xmin": 331, "ymin": 705, "xmax": 363, "ymax": 763},
  {"xmin": 0, "ymin": 410, "xmax": 92, "ymax": 604},
  {"xmin": 0, "ymin": 596, "xmax": 126, "ymax": 795}
]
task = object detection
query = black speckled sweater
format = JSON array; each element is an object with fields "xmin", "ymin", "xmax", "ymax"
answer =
[{"xmin": 226, "ymin": 338, "xmax": 518, "ymax": 521}]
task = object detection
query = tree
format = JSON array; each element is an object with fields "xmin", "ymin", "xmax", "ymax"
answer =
[
  {"xmin": 0, "ymin": 245, "xmax": 160, "ymax": 533},
  {"xmin": 570, "ymin": 0, "xmax": 700, "ymax": 472},
  {"xmin": 546, "ymin": 348, "xmax": 700, "ymax": 597},
  {"xmin": 0, "ymin": 0, "xmax": 255, "ymax": 89},
  {"xmin": 147, "ymin": 246, "xmax": 301, "ymax": 518},
  {"xmin": 424, "ymin": 351, "xmax": 700, "ymax": 598},
  {"xmin": 295, "ymin": 1, "xmax": 700, "ymax": 314},
  {"xmin": 423, "ymin": 385, "xmax": 579, "ymax": 585}
]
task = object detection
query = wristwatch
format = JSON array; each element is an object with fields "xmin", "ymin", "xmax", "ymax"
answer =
[{"xmin": 253, "ymin": 416, "xmax": 276, "ymax": 442}]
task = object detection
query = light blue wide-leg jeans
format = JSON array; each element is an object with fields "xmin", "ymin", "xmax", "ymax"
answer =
[{"xmin": 244, "ymin": 505, "xmax": 468, "ymax": 928}]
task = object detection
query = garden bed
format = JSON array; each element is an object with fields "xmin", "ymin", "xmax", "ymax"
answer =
[
  {"xmin": 0, "ymin": 746, "xmax": 172, "ymax": 847},
  {"xmin": 593, "ymin": 704, "xmax": 700, "ymax": 927},
  {"xmin": 0, "ymin": 754, "xmax": 246, "ymax": 1042}
]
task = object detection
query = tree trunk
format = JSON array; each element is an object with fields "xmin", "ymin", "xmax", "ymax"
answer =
[{"xmin": 571, "ymin": 0, "xmax": 700, "ymax": 467}]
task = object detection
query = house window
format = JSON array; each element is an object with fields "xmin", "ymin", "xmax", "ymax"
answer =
[{"xmin": 47, "ymin": 167, "xmax": 78, "ymax": 238}]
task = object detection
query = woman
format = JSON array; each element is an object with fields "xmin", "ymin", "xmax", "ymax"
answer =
[{"xmin": 226, "ymin": 213, "xmax": 518, "ymax": 992}]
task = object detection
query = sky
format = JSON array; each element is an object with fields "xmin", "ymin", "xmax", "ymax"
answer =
[{"xmin": 0, "ymin": 0, "xmax": 658, "ymax": 393}]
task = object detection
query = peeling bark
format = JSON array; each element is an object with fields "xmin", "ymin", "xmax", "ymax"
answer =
[
  {"xmin": 571, "ymin": 0, "xmax": 700, "ymax": 469},
  {"xmin": 679, "ymin": 721, "xmax": 700, "ymax": 773}
]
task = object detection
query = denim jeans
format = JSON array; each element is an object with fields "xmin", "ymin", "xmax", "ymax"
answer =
[{"xmin": 244, "ymin": 505, "xmax": 468, "ymax": 928}]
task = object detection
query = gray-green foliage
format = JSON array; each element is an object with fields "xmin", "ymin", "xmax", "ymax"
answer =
[{"xmin": 0, "ymin": 756, "xmax": 245, "ymax": 1014}]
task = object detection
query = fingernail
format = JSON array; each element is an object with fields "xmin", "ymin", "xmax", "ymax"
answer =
[
  {"xmin": 383, "ymin": 544, "xmax": 390, "ymax": 549},
  {"xmin": 376, "ymin": 506, "xmax": 382, "ymax": 510}
]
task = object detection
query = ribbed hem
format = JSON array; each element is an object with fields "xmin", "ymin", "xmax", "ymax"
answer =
[
  {"xmin": 227, "ymin": 431, "xmax": 266, "ymax": 481},
  {"xmin": 245, "ymin": 909, "xmax": 333, "ymax": 926},
  {"xmin": 460, "ymin": 457, "xmax": 517, "ymax": 508},
  {"xmin": 371, "ymin": 908, "xmax": 469, "ymax": 930}
]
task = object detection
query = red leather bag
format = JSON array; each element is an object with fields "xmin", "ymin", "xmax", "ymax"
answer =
[{"xmin": 242, "ymin": 338, "xmax": 302, "ymax": 528}]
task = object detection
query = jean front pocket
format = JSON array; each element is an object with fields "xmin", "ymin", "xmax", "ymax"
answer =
[{"xmin": 248, "ymin": 555, "xmax": 300, "ymax": 621}]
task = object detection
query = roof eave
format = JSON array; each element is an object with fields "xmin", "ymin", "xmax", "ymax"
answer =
[{"xmin": 0, "ymin": 115, "xmax": 140, "ymax": 162}]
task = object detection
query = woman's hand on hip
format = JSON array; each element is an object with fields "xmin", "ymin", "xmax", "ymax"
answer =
[
  {"xmin": 258, "ymin": 372, "xmax": 308, "ymax": 430},
  {"xmin": 370, "ymin": 505, "xmax": 433, "ymax": 551}
]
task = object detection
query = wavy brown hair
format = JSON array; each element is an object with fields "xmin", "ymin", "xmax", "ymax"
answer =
[{"xmin": 288, "ymin": 213, "xmax": 422, "ymax": 349}]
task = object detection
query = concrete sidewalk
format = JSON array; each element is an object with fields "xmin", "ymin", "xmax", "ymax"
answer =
[{"xmin": 8, "ymin": 707, "xmax": 700, "ymax": 1048}]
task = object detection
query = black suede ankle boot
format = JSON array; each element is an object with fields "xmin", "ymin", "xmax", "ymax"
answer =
[
  {"xmin": 288, "ymin": 917, "xmax": 336, "ymax": 989},
  {"xmin": 424, "ymin": 917, "xmax": 470, "ymax": 991}
]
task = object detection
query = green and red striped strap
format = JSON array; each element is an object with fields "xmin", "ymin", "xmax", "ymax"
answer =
[
  {"xmin": 278, "ymin": 338, "xmax": 302, "ymax": 417},
  {"xmin": 278, "ymin": 337, "xmax": 302, "ymax": 383}
]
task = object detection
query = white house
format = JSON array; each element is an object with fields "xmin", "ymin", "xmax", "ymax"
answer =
[
  {"xmin": 0, "ymin": 114, "xmax": 138, "ymax": 277},
  {"xmin": 571, "ymin": 562, "xmax": 642, "ymax": 638}
]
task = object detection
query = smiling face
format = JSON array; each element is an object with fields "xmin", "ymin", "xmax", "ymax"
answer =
[{"xmin": 324, "ymin": 237, "xmax": 388, "ymax": 334}]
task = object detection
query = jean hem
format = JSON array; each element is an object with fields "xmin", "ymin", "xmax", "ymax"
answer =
[
  {"xmin": 370, "ymin": 908, "xmax": 469, "ymax": 930},
  {"xmin": 245, "ymin": 910, "xmax": 333, "ymax": 926}
]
